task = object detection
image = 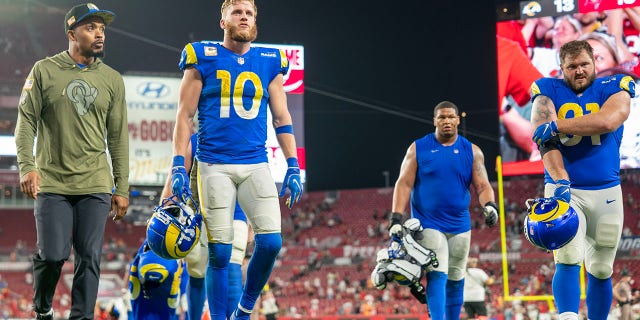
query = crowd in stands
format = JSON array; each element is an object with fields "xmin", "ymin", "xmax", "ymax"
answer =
[
  {"xmin": 0, "ymin": 171, "xmax": 639, "ymax": 319},
  {"xmin": 0, "ymin": 2, "xmax": 63, "ymax": 94}
]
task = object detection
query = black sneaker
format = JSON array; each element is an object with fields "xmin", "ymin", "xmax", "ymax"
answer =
[{"xmin": 35, "ymin": 309, "xmax": 53, "ymax": 320}]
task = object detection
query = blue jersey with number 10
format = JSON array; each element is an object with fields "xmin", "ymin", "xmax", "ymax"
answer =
[
  {"xmin": 179, "ymin": 42, "xmax": 289, "ymax": 165},
  {"xmin": 530, "ymin": 75, "xmax": 635, "ymax": 189}
]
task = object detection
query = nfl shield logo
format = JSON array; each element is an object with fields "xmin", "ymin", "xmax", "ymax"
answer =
[{"xmin": 237, "ymin": 57, "xmax": 245, "ymax": 65}]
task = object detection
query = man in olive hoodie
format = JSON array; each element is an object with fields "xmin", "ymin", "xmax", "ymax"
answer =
[{"xmin": 14, "ymin": 3, "xmax": 129, "ymax": 320}]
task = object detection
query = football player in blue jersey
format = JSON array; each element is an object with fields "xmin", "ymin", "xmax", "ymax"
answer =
[
  {"xmin": 530, "ymin": 39, "xmax": 634, "ymax": 320},
  {"xmin": 160, "ymin": 132, "xmax": 250, "ymax": 320},
  {"xmin": 128, "ymin": 240, "xmax": 188, "ymax": 320},
  {"xmin": 390, "ymin": 101, "xmax": 498, "ymax": 320},
  {"xmin": 171, "ymin": 1, "xmax": 302, "ymax": 320}
]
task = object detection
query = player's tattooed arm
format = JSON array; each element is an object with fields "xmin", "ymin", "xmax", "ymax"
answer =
[
  {"xmin": 530, "ymin": 95, "xmax": 557, "ymax": 127},
  {"xmin": 531, "ymin": 95, "xmax": 568, "ymax": 181}
]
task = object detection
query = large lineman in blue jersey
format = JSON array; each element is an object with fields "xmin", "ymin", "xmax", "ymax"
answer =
[
  {"xmin": 390, "ymin": 101, "xmax": 499, "ymax": 320},
  {"xmin": 171, "ymin": 2, "xmax": 302, "ymax": 320},
  {"xmin": 530, "ymin": 39, "xmax": 634, "ymax": 320}
]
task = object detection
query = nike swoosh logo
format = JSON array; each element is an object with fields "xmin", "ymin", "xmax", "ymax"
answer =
[{"xmin": 606, "ymin": 199, "xmax": 615, "ymax": 204}]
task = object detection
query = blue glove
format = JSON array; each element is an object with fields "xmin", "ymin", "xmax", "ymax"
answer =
[
  {"xmin": 554, "ymin": 179, "xmax": 571, "ymax": 203},
  {"xmin": 171, "ymin": 155, "xmax": 191, "ymax": 201},
  {"xmin": 279, "ymin": 157, "xmax": 302, "ymax": 209},
  {"xmin": 532, "ymin": 120, "xmax": 559, "ymax": 147}
]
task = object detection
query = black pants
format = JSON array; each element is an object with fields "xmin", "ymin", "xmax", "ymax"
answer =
[
  {"xmin": 33, "ymin": 193, "xmax": 111, "ymax": 320},
  {"xmin": 464, "ymin": 301, "xmax": 488, "ymax": 318}
]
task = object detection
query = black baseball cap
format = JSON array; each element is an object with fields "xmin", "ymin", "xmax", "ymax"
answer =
[{"xmin": 64, "ymin": 3, "xmax": 115, "ymax": 33}]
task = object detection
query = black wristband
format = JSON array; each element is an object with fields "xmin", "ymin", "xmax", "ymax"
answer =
[
  {"xmin": 484, "ymin": 201, "xmax": 497, "ymax": 211},
  {"xmin": 389, "ymin": 212, "xmax": 403, "ymax": 229},
  {"xmin": 539, "ymin": 137, "xmax": 560, "ymax": 157}
]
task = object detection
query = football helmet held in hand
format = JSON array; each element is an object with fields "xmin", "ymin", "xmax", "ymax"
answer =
[
  {"xmin": 371, "ymin": 219, "xmax": 437, "ymax": 304},
  {"xmin": 523, "ymin": 197, "xmax": 578, "ymax": 251},
  {"xmin": 147, "ymin": 196, "xmax": 202, "ymax": 260},
  {"xmin": 370, "ymin": 249, "xmax": 427, "ymax": 303}
]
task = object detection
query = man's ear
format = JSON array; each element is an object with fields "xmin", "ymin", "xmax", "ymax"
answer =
[{"xmin": 67, "ymin": 30, "xmax": 76, "ymax": 41}]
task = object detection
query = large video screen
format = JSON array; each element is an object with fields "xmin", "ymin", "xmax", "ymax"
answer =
[
  {"xmin": 497, "ymin": 0, "xmax": 640, "ymax": 176},
  {"xmin": 126, "ymin": 43, "xmax": 305, "ymax": 185}
]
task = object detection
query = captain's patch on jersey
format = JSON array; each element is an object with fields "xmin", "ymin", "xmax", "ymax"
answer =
[
  {"xmin": 23, "ymin": 78, "xmax": 34, "ymax": 90},
  {"xmin": 204, "ymin": 46, "xmax": 217, "ymax": 56}
]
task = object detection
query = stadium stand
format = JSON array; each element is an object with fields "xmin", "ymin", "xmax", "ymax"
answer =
[{"xmin": 1, "ymin": 172, "xmax": 640, "ymax": 318}]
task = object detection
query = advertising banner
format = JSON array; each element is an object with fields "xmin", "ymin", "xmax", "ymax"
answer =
[{"xmin": 125, "ymin": 75, "xmax": 181, "ymax": 185}]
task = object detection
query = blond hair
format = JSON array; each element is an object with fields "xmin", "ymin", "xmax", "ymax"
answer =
[{"xmin": 221, "ymin": 0, "xmax": 258, "ymax": 18}]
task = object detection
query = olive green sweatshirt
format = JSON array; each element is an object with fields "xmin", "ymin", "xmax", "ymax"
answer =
[{"xmin": 15, "ymin": 51, "xmax": 129, "ymax": 198}]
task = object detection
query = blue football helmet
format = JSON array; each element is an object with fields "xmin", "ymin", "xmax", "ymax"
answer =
[
  {"xmin": 523, "ymin": 197, "xmax": 579, "ymax": 251},
  {"xmin": 147, "ymin": 196, "xmax": 202, "ymax": 260},
  {"xmin": 135, "ymin": 241, "xmax": 183, "ymax": 300}
]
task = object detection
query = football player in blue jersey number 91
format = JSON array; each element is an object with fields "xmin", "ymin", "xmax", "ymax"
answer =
[
  {"xmin": 171, "ymin": 1, "xmax": 302, "ymax": 320},
  {"xmin": 530, "ymin": 39, "xmax": 634, "ymax": 320}
]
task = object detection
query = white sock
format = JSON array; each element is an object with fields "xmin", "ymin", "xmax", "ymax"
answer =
[{"xmin": 558, "ymin": 311, "xmax": 578, "ymax": 320}]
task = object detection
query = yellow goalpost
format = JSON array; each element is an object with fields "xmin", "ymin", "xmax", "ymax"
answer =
[{"xmin": 495, "ymin": 156, "xmax": 586, "ymax": 312}]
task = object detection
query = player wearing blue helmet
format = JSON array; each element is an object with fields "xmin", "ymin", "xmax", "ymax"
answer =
[
  {"xmin": 390, "ymin": 101, "xmax": 498, "ymax": 320},
  {"xmin": 128, "ymin": 240, "xmax": 188, "ymax": 320},
  {"xmin": 530, "ymin": 39, "xmax": 634, "ymax": 320},
  {"xmin": 160, "ymin": 133, "xmax": 250, "ymax": 320}
]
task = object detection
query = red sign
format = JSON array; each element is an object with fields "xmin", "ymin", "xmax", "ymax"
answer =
[
  {"xmin": 257, "ymin": 44, "xmax": 305, "ymax": 94},
  {"xmin": 580, "ymin": 0, "xmax": 640, "ymax": 12},
  {"xmin": 283, "ymin": 48, "xmax": 304, "ymax": 94}
]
